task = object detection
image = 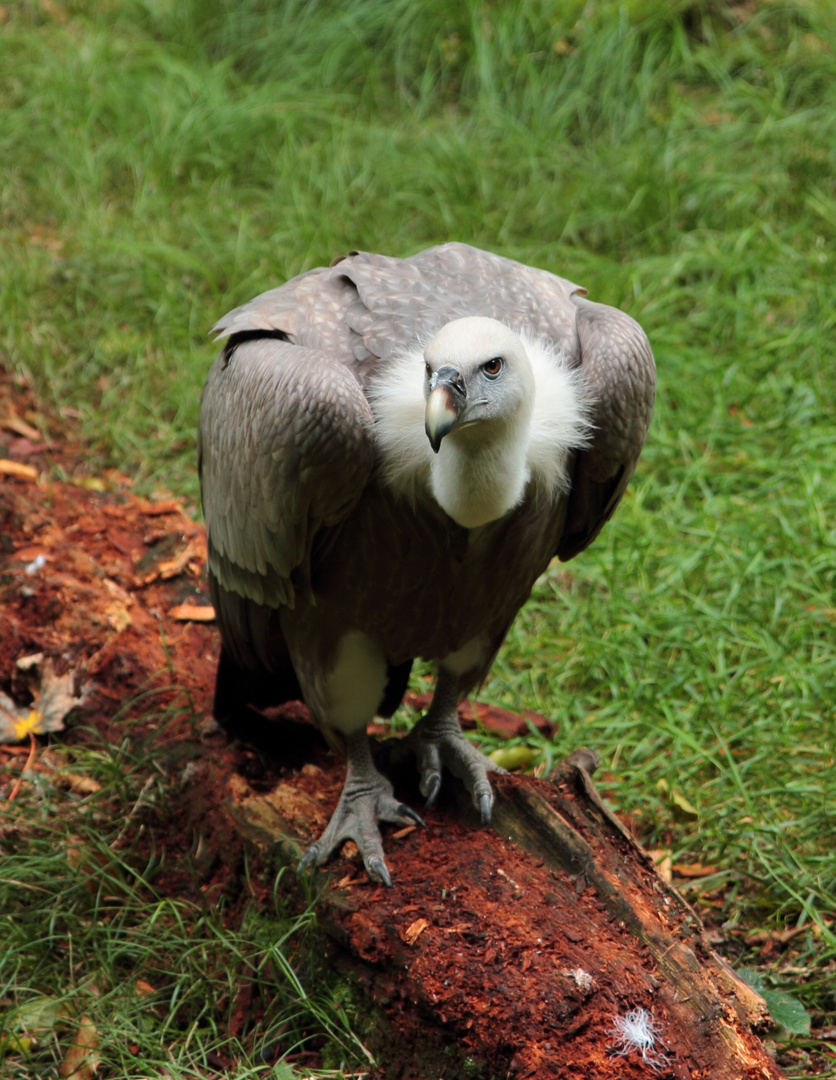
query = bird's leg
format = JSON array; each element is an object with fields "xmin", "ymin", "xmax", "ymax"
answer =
[
  {"xmin": 404, "ymin": 668, "xmax": 506, "ymax": 824},
  {"xmin": 299, "ymin": 729, "xmax": 423, "ymax": 887}
]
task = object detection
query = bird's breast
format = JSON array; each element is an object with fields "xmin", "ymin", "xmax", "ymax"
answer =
[{"xmin": 307, "ymin": 482, "xmax": 566, "ymax": 665}]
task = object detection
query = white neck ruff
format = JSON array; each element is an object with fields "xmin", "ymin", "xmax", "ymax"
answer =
[{"xmin": 368, "ymin": 331, "xmax": 592, "ymax": 528}]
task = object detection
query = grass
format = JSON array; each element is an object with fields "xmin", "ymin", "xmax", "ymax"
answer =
[
  {"xmin": 1, "ymin": 0, "xmax": 835, "ymax": 1074},
  {"xmin": 0, "ymin": 731, "xmax": 373, "ymax": 1078}
]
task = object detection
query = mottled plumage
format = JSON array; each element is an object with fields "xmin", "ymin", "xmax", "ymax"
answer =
[{"xmin": 198, "ymin": 243, "xmax": 655, "ymax": 885}]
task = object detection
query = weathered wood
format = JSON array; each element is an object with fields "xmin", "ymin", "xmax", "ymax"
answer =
[{"xmin": 226, "ymin": 745, "xmax": 785, "ymax": 1080}]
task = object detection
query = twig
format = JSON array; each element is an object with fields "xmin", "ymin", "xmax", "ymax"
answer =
[{"xmin": 7, "ymin": 733, "xmax": 37, "ymax": 802}]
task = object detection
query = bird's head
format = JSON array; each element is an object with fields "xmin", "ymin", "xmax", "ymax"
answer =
[{"xmin": 423, "ymin": 317, "xmax": 535, "ymax": 454}]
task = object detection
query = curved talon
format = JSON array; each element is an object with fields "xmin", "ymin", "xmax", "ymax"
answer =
[
  {"xmin": 367, "ymin": 856, "xmax": 393, "ymax": 888},
  {"xmin": 424, "ymin": 773, "xmax": 442, "ymax": 809},
  {"xmin": 399, "ymin": 803, "xmax": 426, "ymax": 827},
  {"xmin": 478, "ymin": 791, "xmax": 493, "ymax": 825}
]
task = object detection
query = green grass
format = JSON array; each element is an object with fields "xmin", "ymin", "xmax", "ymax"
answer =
[
  {"xmin": 0, "ymin": 732, "xmax": 373, "ymax": 1078},
  {"xmin": 2, "ymin": 0, "xmax": 835, "ymax": 1075}
]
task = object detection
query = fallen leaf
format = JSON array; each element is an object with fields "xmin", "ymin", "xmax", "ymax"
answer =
[
  {"xmin": 488, "ymin": 744, "xmax": 536, "ymax": 771},
  {"xmin": 134, "ymin": 534, "xmax": 203, "ymax": 585},
  {"xmin": 157, "ymin": 536, "xmax": 204, "ymax": 579},
  {"xmin": 104, "ymin": 600, "xmax": 132, "ymax": 633},
  {"xmin": 672, "ymin": 862, "xmax": 722, "ymax": 879},
  {"xmin": 0, "ymin": 661, "xmax": 85, "ymax": 743},
  {"xmin": 11, "ymin": 545, "xmax": 49, "ymax": 563},
  {"xmin": 137, "ymin": 497, "xmax": 184, "ymax": 517},
  {"xmin": 169, "ymin": 603, "xmax": 215, "ymax": 622},
  {"xmin": 402, "ymin": 918, "xmax": 429, "ymax": 946},
  {"xmin": 0, "ymin": 1032, "xmax": 36, "ymax": 1056},
  {"xmin": 1, "ymin": 414, "xmax": 43, "ymax": 440},
  {"xmin": 648, "ymin": 849, "xmax": 673, "ymax": 884},
  {"xmin": 0, "ymin": 458, "xmax": 39, "ymax": 481},
  {"xmin": 6, "ymin": 994, "xmax": 71, "ymax": 1044},
  {"xmin": 403, "ymin": 692, "xmax": 552, "ymax": 739},
  {"xmin": 57, "ymin": 772, "xmax": 103, "ymax": 795},
  {"xmin": 656, "ymin": 778, "xmax": 699, "ymax": 820},
  {"xmin": 74, "ymin": 476, "xmax": 111, "ymax": 492},
  {"xmin": 59, "ymin": 1015, "xmax": 99, "ymax": 1079}
]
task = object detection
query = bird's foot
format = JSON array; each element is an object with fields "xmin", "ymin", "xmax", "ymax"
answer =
[
  {"xmin": 403, "ymin": 713, "xmax": 506, "ymax": 824},
  {"xmin": 299, "ymin": 766, "xmax": 423, "ymax": 887}
]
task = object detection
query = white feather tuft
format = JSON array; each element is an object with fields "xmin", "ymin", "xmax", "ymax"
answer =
[
  {"xmin": 608, "ymin": 1008, "xmax": 670, "ymax": 1072},
  {"xmin": 367, "ymin": 329, "xmax": 593, "ymax": 521},
  {"xmin": 367, "ymin": 346, "xmax": 434, "ymax": 503},
  {"xmin": 518, "ymin": 330, "xmax": 593, "ymax": 497}
]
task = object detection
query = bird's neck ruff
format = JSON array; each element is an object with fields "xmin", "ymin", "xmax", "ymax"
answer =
[
  {"xmin": 428, "ymin": 413, "xmax": 531, "ymax": 528},
  {"xmin": 368, "ymin": 332, "xmax": 591, "ymax": 529}
]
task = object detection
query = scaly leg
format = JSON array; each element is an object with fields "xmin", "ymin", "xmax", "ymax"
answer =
[
  {"xmin": 401, "ymin": 669, "xmax": 506, "ymax": 823},
  {"xmin": 299, "ymin": 729, "xmax": 423, "ymax": 887}
]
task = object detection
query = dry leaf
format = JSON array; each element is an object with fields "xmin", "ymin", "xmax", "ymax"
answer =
[
  {"xmin": 59, "ymin": 1015, "xmax": 99, "ymax": 1080},
  {"xmin": 402, "ymin": 918, "xmax": 429, "ymax": 946},
  {"xmin": 672, "ymin": 862, "xmax": 722, "ymax": 879},
  {"xmin": 649, "ymin": 849, "xmax": 673, "ymax": 884},
  {"xmin": 157, "ymin": 536, "xmax": 204, "ymax": 580},
  {"xmin": 134, "ymin": 535, "xmax": 203, "ymax": 585},
  {"xmin": 58, "ymin": 772, "xmax": 103, "ymax": 795},
  {"xmin": 169, "ymin": 603, "xmax": 215, "ymax": 622},
  {"xmin": 0, "ymin": 458, "xmax": 39, "ymax": 481},
  {"xmin": 74, "ymin": 476, "xmax": 110, "ymax": 492},
  {"xmin": 104, "ymin": 600, "xmax": 132, "ymax": 633},
  {"xmin": 0, "ymin": 660, "xmax": 85, "ymax": 743},
  {"xmin": 1, "ymin": 414, "xmax": 42, "ymax": 440},
  {"xmin": 137, "ymin": 497, "xmax": 184, "ymax": 517}
]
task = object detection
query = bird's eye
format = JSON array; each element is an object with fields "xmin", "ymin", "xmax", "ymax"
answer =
[
  {"xmin": 425, "ymin": 362, "xmax": 432, "ymax": 379},
  {"xmin": 482, "ymin": 357, "xmax": 503, "ymax": 378}
]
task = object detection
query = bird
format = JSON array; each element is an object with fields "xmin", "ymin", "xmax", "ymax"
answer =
[{"xmin": 197, "ymin": 242, "xmax": 655, "ymax": 886}]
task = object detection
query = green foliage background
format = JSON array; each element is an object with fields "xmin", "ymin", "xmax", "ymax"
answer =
[{"xmin": 1, "ymin": 0, "xmax": 834, "ymax": 1075}]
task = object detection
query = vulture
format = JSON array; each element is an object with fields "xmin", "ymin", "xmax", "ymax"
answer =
[{"xmin": 198, "ymin": 242, "xmax": 655, "ymax": 886}]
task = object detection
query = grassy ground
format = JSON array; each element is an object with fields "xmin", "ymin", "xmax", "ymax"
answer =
[{"xmin": 1, "ymin": 0, "xmax": 835, "ymax": 1075}]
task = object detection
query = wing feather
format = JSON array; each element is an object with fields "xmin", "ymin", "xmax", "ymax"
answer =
[
  {"xmin": 198, "ymin": 336, "xmax": 375, "ymax": 613},
  {"xmin": 203, "ymin": 243, "xmax": 653, "ymax": 588},
  {"xmin": 556, "ymin": 296, "xmax": 656, "ymax": 561}
]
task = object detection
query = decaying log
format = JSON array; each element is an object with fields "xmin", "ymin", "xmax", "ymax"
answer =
[
  {"xmin": 226, "ymin": 742, "xmax": 785, "ymax": 1080},
  {"xmin": 0, "ymin": 441, "xmax": 785, "ymax": 1080}
]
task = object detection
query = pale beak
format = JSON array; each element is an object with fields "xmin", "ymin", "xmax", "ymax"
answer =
[{"xmin": 425, "ymin": 366, "xmax": 466, "ymax": 453}]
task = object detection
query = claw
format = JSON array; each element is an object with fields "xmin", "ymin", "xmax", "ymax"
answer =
[
  {"xmin": 398, "ymin": 803, "xmax": 426, "ymax": 828},
  {"xmin": 478, "ymin": 791, "xmax": 493, "ymax": 825},
  {"xmin": 298, "ymin": 844, "xmax": 320, "ymax": 873},
  {"xmin": 424, "ymin": 773, "xmax": 442, "ymax": 809},
  {"xmin": 367, "ymin": 856, "xmax": 393, "ymax": 888}
]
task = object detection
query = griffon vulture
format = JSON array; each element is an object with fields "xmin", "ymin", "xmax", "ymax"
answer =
[{"xmin": 198, "ymin": 242, "xmax": 655, "ymax": 886}]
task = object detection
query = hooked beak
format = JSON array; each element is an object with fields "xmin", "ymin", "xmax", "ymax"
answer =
[{"xmin": 425, "ymin": 366, "xmax": 466, "ymax": 454}]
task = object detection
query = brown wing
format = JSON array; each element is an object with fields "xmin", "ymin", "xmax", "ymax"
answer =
[
  {"xmin": 197, "ymin": 335, "xmax": 375, "ymax": 665},
  {"xmin": 336, "ymin": 242, "xmax": 585, "ymax": 362},
  {"xmin": 206, "ymin": 242, "xmax": 653, "ymax": 576},
  {"xmin": 211, "ymin": 242, "xmax": 586, "ymax": 376},
  {"xmin": 556, "ymin": 295, "xmax": 656, "ymax": 561}
]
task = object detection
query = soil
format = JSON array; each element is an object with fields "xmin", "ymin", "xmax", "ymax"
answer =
[{"xmin": 0, "ymin": 367, "xmax": 804, "ymax": 1079}]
